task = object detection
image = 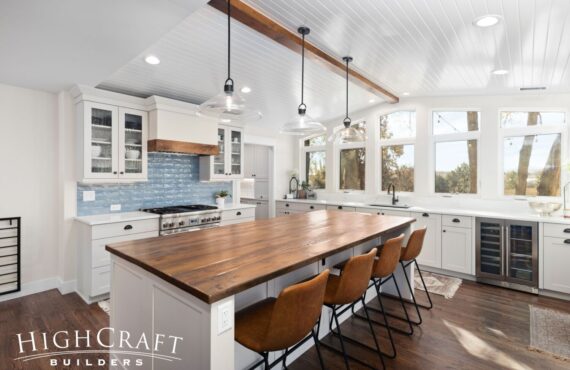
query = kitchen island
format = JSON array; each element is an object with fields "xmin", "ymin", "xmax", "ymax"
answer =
[{"xmin": 106, "ymin": 210, "xmax": 415, "ymax": 370}]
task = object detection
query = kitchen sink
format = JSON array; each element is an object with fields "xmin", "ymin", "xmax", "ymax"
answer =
[{"xmin": 368, "ymin": 204, "xmax": 411, "ymax": 209}]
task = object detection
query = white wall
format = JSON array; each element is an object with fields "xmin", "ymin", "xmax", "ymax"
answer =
[
  {"xmin": 300, "ymin": 93, "xmax": 570, "ymax": 209},
  {"xmin": 0, "ymin": 83, "xmax": 60, "ymax": 287}
]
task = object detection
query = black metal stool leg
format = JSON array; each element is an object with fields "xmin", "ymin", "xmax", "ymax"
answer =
[
  {"xmin": 282, "ymin": 347, "xmax": 289, "ymax": 369},
  {"xmin": 400, "ymin": 260, "xmax": 423, "ymax": 325},
  {"xmin": 413, "ymin": 259, "xmax": 434, "ymax": 310},
  {"xmin": 361, "ymin": 297, "xmax": 386, "ymax": 369},
  {"xmin": 331, "ymin": 306, "xmax": 351, "ymax": 370},
  {"xmin": 373, "ymin": 281, "xmax": 396, "ymax": 359},
  {"xmin": 263, "ymin": 353, "xmax": 269, "ymax": 370},
  {"xmin": 354, "ymin": 276, "xmax": 414, "ymax": 335},
  {"xmin": 312, "ymin": 329, "xmax": 326, "ymax": 370}
]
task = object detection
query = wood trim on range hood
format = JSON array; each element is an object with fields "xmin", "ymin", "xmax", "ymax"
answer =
[{"xmin": 148, "ymin": 139, "xmax": 219, "ymax": 156}]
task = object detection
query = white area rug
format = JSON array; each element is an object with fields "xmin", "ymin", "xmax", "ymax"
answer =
[
  {"xmin": 414, "ymin": 271, "xmax": 462, "ymax": 299},
  {"xmin": 529, "ymin": 305, "xmax": 570, "ymax": 361},
  {"xmin": 98, "ymin": 299, "xmax": 110, "ymax": 316}
]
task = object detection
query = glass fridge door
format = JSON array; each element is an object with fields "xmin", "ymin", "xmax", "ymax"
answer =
[
  {"xmin": 477, "ymin": 220, "xmax": 504, "ymax": 279},
  {"xmin": 506, "ymin": 223, "xmax": 538, "ymax": 286}
]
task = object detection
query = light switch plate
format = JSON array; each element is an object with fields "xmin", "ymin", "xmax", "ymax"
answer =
[
  {"xmin": 217, "ymin": 300, "xmax": 234, "ymax": 334},
  {"xmin": 83, "ymin": 191, "xmax": 95, "ymax": 202},
  {"xmin": 110, "ymin": 204, "xmax": 121, "ymax": 211}
]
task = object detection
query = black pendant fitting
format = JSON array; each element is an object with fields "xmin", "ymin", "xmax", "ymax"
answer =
[{"xmin": 298, "ymin": 26, "xmax": 310, "ymax": 36}]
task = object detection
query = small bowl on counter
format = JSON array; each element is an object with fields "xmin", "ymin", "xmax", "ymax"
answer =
[{"xmin": 528, "ymin": 198, "xmax": 562, "ymax": 216}]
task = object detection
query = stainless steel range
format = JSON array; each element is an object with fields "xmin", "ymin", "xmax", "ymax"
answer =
[{"xmin": 141, "ymin": 205, "xmax": 222, "ymax": 235}]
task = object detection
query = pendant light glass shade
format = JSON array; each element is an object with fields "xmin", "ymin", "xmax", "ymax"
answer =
[
  {"xmin": 281, "ymin": 27, "xmax": 325, "ymax": 135},
  {"xmin": 198, "ymin": 0, "xmax": 261, "ymax": 123},
  {"xmin": 328, "ymin": 56, "xmax": 366, "ymax": 143}
]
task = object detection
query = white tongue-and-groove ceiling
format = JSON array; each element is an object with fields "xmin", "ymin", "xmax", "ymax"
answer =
[{"xmin": 98, "ymin": 0, "xmax": 570, "ymax": 130}]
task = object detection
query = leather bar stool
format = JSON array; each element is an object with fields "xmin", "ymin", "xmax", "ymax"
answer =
[
  {"xmin": 235, "ymin": 269, "xmax": 330, "ymax": 370},
  {"xmin": 317, "ymin": 248, "xmax": 384, "ymax": 370},
  {"xmin": 352, "ymin": 234, "xmax": 414, "ymax": 359},
  {"xmin": 398, "ymin": 227, "xmax": 432, "ymax": 325}
]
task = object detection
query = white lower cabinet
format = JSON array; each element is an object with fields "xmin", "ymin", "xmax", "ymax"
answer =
[
  {"xmin": 441, "ymin": 225, "xmax": 472, "ymax": 274},
  {"xmin": 76, "ymin": 218, "xmax": 159, "ymax": 303},
  {"xmin": 543, "ymin": 236, "xmax": 570, "ymax": 294},
  {"xmin": 220, "ymin": 207, "xmax": 255, "ymax": 225},
  {"xmin": 412, "ymin": 212, "xmax": 442, "ymax": 268}
]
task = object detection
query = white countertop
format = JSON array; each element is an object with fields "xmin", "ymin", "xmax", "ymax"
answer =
[
  {"xmin": 276, "ymin": 198, "xmax": 570, "ymax": 225},
  {"xmin": 75, "ymin": 211, "xmax": 159, "ymax": 226},
  {"xmin": 75, "ymin": 203, "xmax": 256, "ymax": 226}
]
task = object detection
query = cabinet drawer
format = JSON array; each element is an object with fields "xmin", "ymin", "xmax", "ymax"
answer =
[
  {"xmin": 92, "ymin": 219, "xmax": 158, "ymax": 240},
  {"xmin": 543, "ymin": 223, "xmax": 570, "ymax": 238},
  {"xmin": 326, "ymin": 205, "xmax": 356, "ymax": 212},
  {"xmin": 92, "ymin": 231, "xmax": 158, "ymax": 268},
  {"xmin": 277, "ymin": 210, "xmax": 304, "ymax": 217},
  {"xmin": 290, "ymin": 203, "xmax": 326, "ymax": 212},
  {"xmin": 91, "ymin": 265, "xmax": 110, "ymax": 296},
  {"xmin": 442, "ymin": 215, "xmax": 471, "ymax": 228},
  {"xmin": 222, "ymin": 207, "xmax": 255, "ymax": 221},
  {"xmin": 0, "ymin": 255, "xmax": 17, "ymax": 266},
  {"xmin": 220, "ymin": 218, "xmax": 254, "ymax": 226}
]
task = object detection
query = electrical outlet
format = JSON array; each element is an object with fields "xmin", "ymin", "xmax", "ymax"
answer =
[
  {"xmin": 83, "ymin": 191, "xmax": 95, "ymax": 202},
  {"xmin": 110, "ymin": 204, "xmax": 121, "ymax": 212},
  {"xmin": 217, "ymin": 301, "xmax": 233, "ymax": 334}
]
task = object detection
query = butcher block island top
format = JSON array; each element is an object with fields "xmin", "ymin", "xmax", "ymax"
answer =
[{"xmin": 106, "ymin": 210, "xmax": 415, "ymax": 304}]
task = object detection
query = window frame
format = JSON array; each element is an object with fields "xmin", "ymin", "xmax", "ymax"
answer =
[
  {"xmin": 498, "ymin": 108, "xmax": 568, "ymax": 199},
  {"xmin": 430, "ymin": 109, "xmax": 481, "ymax": 197},
  {"xmin": 300, "ymin": 133, "xmax": 327, "ymax": 192},
  {"xmin": 333, "ymin": 120, "xmax": 367, "ymax": 192},
  {"xmin": 378, "ymin": 110, "xmax": 416, "ymax": 193}
]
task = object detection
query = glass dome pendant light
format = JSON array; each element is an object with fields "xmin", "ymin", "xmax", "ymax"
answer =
[
  {"xmin": 198, "ymin": 0, "xmax": 261, "ymax": 123},
  {"xmin": 280, "ymin": 27, "xmax": 326, "ymax": 135},
  {"xmin": 328, "ymin": 56, "xmax": 366, "ymax": 143}
]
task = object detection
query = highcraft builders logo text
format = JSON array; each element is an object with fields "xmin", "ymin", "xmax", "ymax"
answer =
[{"xmin": 14, "ymin": 327, "xmax": 184, "ymax": 368}]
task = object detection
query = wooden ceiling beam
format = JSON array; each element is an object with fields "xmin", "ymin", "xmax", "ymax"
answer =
[{"xmin": 207, "ymin": 0, "xmax": 399, "ymax": 103}]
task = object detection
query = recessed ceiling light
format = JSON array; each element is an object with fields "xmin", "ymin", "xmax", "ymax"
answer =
[
  {"xmin": 144, "ymin": 55, "xmax": 160, "ymax": 65},
  {"xmin": 402, "ymin": 92, "xmax": 410, "ymax": 96},
  {"xmin": 492, "ymin": 69, "xmax": 509, "ymax": 75},
  {"xmin": 241, "ymin": 86, "xmax": 252, "ymax": 93},
  {"xmin": 473, "ymin": 15, "xmax": 501, "ymax": 28},
  {"xmin": 369, "ymin": 99, "xmax": 376, "ymax": 103}
]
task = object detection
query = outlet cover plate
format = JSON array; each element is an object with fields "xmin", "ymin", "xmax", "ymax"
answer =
[
  {"xmin": 83, "ymin": 191, "xmax": 95, "ymax": 202},
  {"xmin": 217, "ymin": 300, "xmax": 234, "ymax": 334},
  {"xmin": 110, "ymin": 204, "xmax": 122, "ymax": 212}
]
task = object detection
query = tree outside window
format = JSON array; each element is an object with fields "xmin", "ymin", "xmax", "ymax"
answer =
[
  {"xmin": 340, "ymin": 148, "xmax": 365, "ymax": 190},
  {"xmin": 380, "ymin": 111, "xmax": 415, "ymax": 192}
]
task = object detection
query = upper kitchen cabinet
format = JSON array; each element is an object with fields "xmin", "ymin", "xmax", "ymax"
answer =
[
  {"xmin": 244, "ymin": 144, "xmax": 270, "ymax": 179},
  {"xmin": 77, "ymin": 101, "xmax": 148, "ymax": 183},
  {"xmin": 200, "ymin": 125, "xmax": 244, "ymax": 181}
]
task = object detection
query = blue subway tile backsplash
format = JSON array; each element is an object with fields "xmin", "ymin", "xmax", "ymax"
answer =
[{"xmin": 77, "ymin": 153, "xmax": 232, "ymax": 216}]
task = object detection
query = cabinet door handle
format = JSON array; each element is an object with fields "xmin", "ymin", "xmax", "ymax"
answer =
[
  {"xmin": 564, "ymin": 228, "xmax": 570, "ymax": 233},
  {"xmin": 422, "ymin": 213, "xmax": 429, "ymax": 217},
  {"xmin": 236, "ymin": 211, "xmax": 242, "ymax": 216},
  {"xmin": 113, "ymin": 171, "xmax": 117, "ymax": 175},
  {"xmin": 452, "ymin": 218, "xmax": 460, "ymax": 223},
  {"xmin": 310, "ymin": 206, "xmax": 314, "ymax": 209},
  {"xmin": 120, "ymin": 171, "xmax": 124, "ymax": 175},
  {"xmin": 377, "ymin": 212, "xmax": 381, "ymax": 215},
  {"xmin": 124, "ymin": 225, "xmax": 133, "ymax": 230},
  {"xmin": 564, "ymin": 239, "xmax": 570, "ymax": 244},
  {"xmin": 229, "ymin": 173, "xmax": 232, "ymax": 176},
  {"xmin": 285, "ymin": 204, "xmax": 290, "ymax": 207},
  {"xmin": 338, "ymin": 206, "xmax": 343, "ymax": 210},
  {"xmin": 443, "ymin": 229, "xmax": 447, "ymax": 233}
]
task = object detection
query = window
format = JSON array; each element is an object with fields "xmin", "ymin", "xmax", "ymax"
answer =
[
  {"xmin": 433, "ymin": 111, "xmax": 479, "ymax": 194},
  {"xmin": 380, "ymin": 111, "xmax": 416, "ymax": 192},
  {"xmin": 340, "ymin": 148, "xmax": 365, "ymax": 190},
  {"xmin": 501, "ymin": 111, "xmax": 565, "ymax": 196},
  {"xmin": 337, "ymin": 121, "xmax": 366, "ymax": 191},
  {"xmin": 303, "ymin": 134, "xmax": 326, "ymax": 189}
]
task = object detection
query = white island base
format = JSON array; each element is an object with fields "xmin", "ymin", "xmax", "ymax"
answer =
[{"xmin": 109, "ymin": 230, "xmax": 413, "ymax": 370}]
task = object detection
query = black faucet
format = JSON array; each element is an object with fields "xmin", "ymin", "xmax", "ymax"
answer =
[{"xmin": 387, "ymin": 183, "xmax": 399, "ymax": 205}]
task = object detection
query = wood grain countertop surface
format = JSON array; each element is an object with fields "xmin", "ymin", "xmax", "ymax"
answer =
[{"xmin": 106, "ymin": 210, "xmax": 415, "ymax": 304}]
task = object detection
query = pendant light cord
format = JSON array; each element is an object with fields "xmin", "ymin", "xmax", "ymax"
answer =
[
  {"xmin": 301, "ymin": 32, "xmax": 305, "ymax": 107},
  {"xmin": 345, "ymin": 59, "xmax": 348, "ymax": 121},
  {"xmin": 224, "ymin": 0, "xmax": 233, "ymax": 90}
]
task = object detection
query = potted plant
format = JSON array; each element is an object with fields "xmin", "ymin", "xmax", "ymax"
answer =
[
  {"xmin": 215, "ymin": 190, "xmax": 229, "ymax": 208},
  {"xmin": 297, "ymin": 181, "xmax": 311, "ymax": 199}
]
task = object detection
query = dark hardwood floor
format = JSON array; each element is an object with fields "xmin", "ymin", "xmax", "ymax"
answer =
[{"xmin": 0, "ymin": 281, "xmax": 568, "ymax": 369}]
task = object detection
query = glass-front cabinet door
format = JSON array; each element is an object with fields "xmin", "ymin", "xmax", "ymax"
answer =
[
  {"xmin": 213, "ymin": 128, "xmax": 226, "ymax": 176},
  {"xmin": 228, "ymin": 128, "xmax": 242, "ymax": 178},
  {"xmin": 84, "ymin": 102, "xmax": 119, "ymax": 179},
  {"xmin": 118, "ymin": 108, "xmax": 147, "ymax": 180},
  {"xmin": 477, "ymin": 220, "xmax": 504, "ymax": 279},
  {"xmin": 506, "ymin": 222, "xmax": 538, "ymax": 286}
]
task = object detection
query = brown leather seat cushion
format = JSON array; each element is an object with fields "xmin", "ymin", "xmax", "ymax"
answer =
[{"xmin": 235, "ymin": 297, "xmax": 277, "ymax": 353}]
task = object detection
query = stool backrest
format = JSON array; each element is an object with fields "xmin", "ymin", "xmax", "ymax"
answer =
[
  {"xmin": 400, "ymin": 227, "xmax": 427, "ymax": 261},
  {"xmin": 372, "ymin": 234, "xmax": 405, "ymax": 278},
  {"xmin": 331, "ymin": 248, "xmax": 377, "ymax": 305},
  {"xmin": 264, "ymin": 269, "xmax": 330, "ymax": 351}
]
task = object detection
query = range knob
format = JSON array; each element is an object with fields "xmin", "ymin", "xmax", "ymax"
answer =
[
  {"xmin": 206, "ymin": 218, "xmax": 211, "ymax": 222},
  {"xmin": 201, "ymin": 218, "xmax": 206, "ymax": 223},
  {"xmin": 162, "ymin": 223, "xmax": 168, "ymax": 228},
  {"xmin": 169, "ymin": 222, "xmax": 175, "ymax": 228},
  {"xmin": 179, "ymin": 221, "xmax": 185, "ymax": 226}
]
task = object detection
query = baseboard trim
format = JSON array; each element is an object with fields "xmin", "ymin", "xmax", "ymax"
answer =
[
  {"xmin": 57, "ymin": 279, "xmax": 77, "ymax": 295},
  {"xmin": 0, "ymin": 277, "xmax": 60, "ymax": 303}
]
